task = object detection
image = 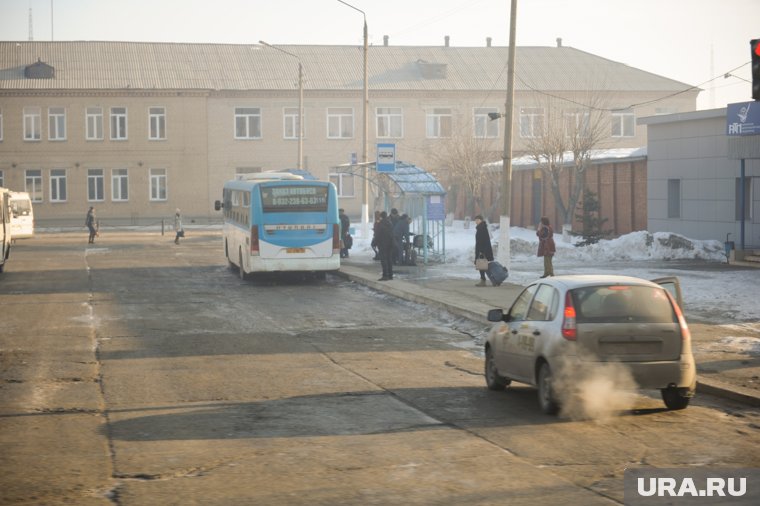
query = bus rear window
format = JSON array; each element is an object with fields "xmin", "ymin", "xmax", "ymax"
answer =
[{"xmin": 260, "ymin": 185, "xmax": 328, "ymax": 213}]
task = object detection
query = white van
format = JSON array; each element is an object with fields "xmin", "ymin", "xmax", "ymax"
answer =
[{"xmin": 9, "ymin": 191, "xmax": 34, "ymax": 240}]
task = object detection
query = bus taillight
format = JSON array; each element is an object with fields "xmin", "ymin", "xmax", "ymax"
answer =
[
  {"xmin": 332, "ymin": 223, "xmax": 341, "ymax": 254},
  {"xmin": 250, "ymin": 225, "xmax": 260, "ymax": 256}
]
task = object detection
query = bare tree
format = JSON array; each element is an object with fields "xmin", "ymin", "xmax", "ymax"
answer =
[
  {"xmin": 523, "ymin": 92, "xmax": 610, "ymax": 233},
  {"xmin": 429, "ymin": 112, "xmax": 502, "ymax": 219}
]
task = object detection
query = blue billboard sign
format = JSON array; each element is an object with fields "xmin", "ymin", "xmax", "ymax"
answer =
[
  {"xmin": 426, "ymin": 195, "xmax": 446, "ymax": 220},
  {"xmin": 727, "ymin": 102, "xmax": 760, "ymax": 136},
  {"xmin": 376, "ymin": 143, "xmax": 396, "ymax": 173}
]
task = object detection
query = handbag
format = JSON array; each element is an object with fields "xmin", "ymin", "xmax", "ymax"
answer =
[{"xmin": 475, "ymin": 254, "xmax": 489, "ymax": 271}]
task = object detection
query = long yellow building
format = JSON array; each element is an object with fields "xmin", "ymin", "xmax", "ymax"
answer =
[{"xmin": 0, "ymin": 41, "xmax": 698, "ymax": 226}]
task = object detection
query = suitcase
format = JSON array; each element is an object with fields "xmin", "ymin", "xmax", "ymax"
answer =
[{"xmin": 486, "ymin": 261, "xmax": 509, "ymax": 286}]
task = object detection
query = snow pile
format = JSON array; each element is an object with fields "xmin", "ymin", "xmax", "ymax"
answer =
[{"xmin": 426, "ymin": 222, "xmax": 727, "ymax": 264}]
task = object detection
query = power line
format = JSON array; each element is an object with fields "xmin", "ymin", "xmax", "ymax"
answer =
[{"xmin": 514, "ymin": 61, "xmax": 751, "ymax": 111}]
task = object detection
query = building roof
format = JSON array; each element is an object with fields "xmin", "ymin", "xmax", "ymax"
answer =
[
  {"xmin": 484, "ymin": 147, "xmax": 648, "ymax": 171},
  {"xmin": 0, "ymin": 41, "xmax": 695, "ymax": 93}
]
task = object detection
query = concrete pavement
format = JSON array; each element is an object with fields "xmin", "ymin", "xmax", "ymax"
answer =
[{"xmin": 336, "ymin": 256, "xmax": 760, "ymax": 408}]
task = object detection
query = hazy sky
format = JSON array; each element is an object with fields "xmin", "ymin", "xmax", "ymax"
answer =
[{"xmin": 1, "ymin": 0, "xmax": 757, "ymax": 109}]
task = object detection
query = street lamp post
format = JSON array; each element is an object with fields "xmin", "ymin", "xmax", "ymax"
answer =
[
  {"xmin": 337, "ymin": 0, "xmax": 369, "ymax": 239},
  {"xmin": 259, "ymin": 41, "xmax": 304, "ymax": 170}
]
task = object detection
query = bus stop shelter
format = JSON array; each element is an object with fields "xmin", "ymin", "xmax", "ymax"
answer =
[{"xmin": 333, "ymin": 161, "xmax": 447, "ymax": 263}]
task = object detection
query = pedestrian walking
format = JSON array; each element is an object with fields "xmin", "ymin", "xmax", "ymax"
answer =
[
  {"xmin": 85, "ymin": 207, "xmax": 98, "ymax": 244},
  {"xmin": 375, "ymin": 211, "xmax": 394, "ymax": 281},
  {"xmin": 474, "ymin": 215, "xmax": 494, "ymax": 287},
  {"xmin": 174, "ymin": 209, "xmax": 184, "ymax": 244},
  {"xmin": 339, "ymin": 208, "xmax": 351, "ymax": 258},
  {"xmin": 537, "ymin": 216, "xmax": 556, "ymax": 277}
]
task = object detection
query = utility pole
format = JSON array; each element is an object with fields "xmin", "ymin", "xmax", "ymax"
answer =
[{"xmin": 497, "ymin": 0, "xmax": 518, "ymax": 270}]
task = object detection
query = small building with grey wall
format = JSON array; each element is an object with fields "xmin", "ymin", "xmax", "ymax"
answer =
[{"xmin": 641, "ymin": 108, "xmax": 760, "ymax": 251}]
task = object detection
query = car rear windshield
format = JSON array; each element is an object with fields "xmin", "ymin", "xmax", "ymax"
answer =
[{"xmin": 570, "ymin": 285, "xmax": 677, "ymax": 324}]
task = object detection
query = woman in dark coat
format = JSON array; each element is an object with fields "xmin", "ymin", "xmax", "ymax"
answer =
[
  {"xmin": 537, "ymin": 216, "xmax": 556, "ymax": 278},
  {"xmin": 376, "ymin": 211, "xmax": 395, "ymax": 281},
  {"xmin": 474, "ymin": 215, "xmax": 494, "ymax": 287}
]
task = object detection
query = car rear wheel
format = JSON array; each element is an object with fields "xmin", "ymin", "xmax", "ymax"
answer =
[
  {"xmin": 537, "ymin": 362, "xmax": 559, "ymax": 415},
  {"xmin": 485, "ymin": 346, "xmax": 510, "ymax": 390},
  {"xmin": 661, "ymin": 386, "xmax": 691, "ymax": 410}
]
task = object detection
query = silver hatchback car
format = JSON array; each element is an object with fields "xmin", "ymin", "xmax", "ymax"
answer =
[{"xmin": 485, "ymin": 275, "xmax": 696, "ymax": 414}]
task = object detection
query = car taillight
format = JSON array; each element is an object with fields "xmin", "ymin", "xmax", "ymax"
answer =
[
  {"xmin": 250, "ymin": 225, "xmax": 259, "ymax": 256},
  {"xmin": 332, "ymin": 223, "xmax": 341, "ymax": 254},
  {"xmin": 667, "ymin": 291, "xmax": 690, "ymax": 341},
  {"xmin": 562, "ymin": 292, "xmax": 577, "ymax": 340}
]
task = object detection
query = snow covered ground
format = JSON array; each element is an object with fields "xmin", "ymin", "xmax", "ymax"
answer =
[{"xmin": 350, "ymin": 221, "xmax": 759, "ymax": 325}]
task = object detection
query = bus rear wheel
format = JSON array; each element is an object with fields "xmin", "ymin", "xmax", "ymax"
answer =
[{"xmin": 238, "ymin": 249, "xmax": 247, "ymax": 280}]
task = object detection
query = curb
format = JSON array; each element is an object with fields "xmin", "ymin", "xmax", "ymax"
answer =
[{"xmin": 335, "ymin": 267, "xmax": 760, "ymax": 408}]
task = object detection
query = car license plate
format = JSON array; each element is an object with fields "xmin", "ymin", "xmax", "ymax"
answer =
[{"xmin": 286, "ymin": 248, "xmax": 306, "ymax": 254}]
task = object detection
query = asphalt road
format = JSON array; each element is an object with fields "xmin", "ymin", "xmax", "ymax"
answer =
[{"xmin": 1, "ymin": 231, "xmax": 759, "ymax": 505}]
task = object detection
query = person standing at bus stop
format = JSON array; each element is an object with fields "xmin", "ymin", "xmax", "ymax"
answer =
[
  {"xmin": 85, "ymin": 206, "xmax": 97, "ymax": 244},
  {"xmin": 537, "ymin": 216, "xmax": 556, "ymax": 278},
  {"xmin": 376, "ymin": 211, "xmax": 394, "ymax": 281},
  {"xmin": 339, "ymin": 208, "xmax": 350, "ymax": 258}
]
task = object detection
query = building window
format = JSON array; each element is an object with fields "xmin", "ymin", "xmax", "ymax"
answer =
[
  {"xmin": 519, "ymin": 107, "xmax": 544, "ymax": 138},
  {"xmin": 329, "ymin": 173, "xmax": 355, "ymax": 197},
  {"xmin": 149, "ymin": 107, "xmax": 166, "ymax": 140},
  {"xmin": 23, "ymin": 106, "xmax": 41, "ymax": 141},
  {"xmin": 25, "ymin": 169, "xmax": 43, "ymax": 202},
  {"xmin": 48, "ymin": 107, "xmax": 66, "ymax": 141},
  {"xmin": 150, "ymin": 168, "xmax": 167, "ymax": 201},
  {"xmin": 86, "ymin": 107, "xmax": 104, "ymax": 140},
  {"xmin": 327, "ymin": 107, "xmax": 354, "ymax": 139},
  {"xmin": 376, "ymin": 107, "xmax": 403, "ymax": 138},
  {"xmin": 88, "ymin": 169, "xmax": 104, "ymax": 201},
  {"xmin": 50, "ymin": 169, "xmax": 67, "ymax": 202},
  {"xmin": 0, "ymin": 170, "xmax": 4, "ymax": 187},
  {"xmin": 735, "ymin": 177, "xmax": 753, "ymax": 221},
  {"xmin": 474, "ymin": 107, "xmax": 499, "ymax": 139},
  {"xmin": 112, "ymin": 169, "xmax": 129, "ymax": 201},
  {"xmin": 426, "ymin": 108, "xmax": 452, "ymax": 138},
  {"xmin": 235, "ymin": 107, "xmax": 262, "ymax": 139},
  {"xmin": 110, "ymin": 107, "xmax": 128, "ymax": 140},
  {"xmin": 564, "ymin": 110, "xmax": 590, "ymax": 137},
  {"xmin": 283, "ymin": 107, "xmax": 301, "ymax": 139},
  {"xmin": 0, "ymin": 108, "xmax": 3, "ymax": 141},
  {"xmin": 667, "ymin": 179, "xmax": 680, "ymax": 219},
  {"xmin": 611, "ymin": 110, "xmax": 635, "ymax": 137}
]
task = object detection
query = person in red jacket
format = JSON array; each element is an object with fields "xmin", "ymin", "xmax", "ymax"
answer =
[{"xmin": 537, "ymin": 216, "xmax": 556, "ymax": 278}]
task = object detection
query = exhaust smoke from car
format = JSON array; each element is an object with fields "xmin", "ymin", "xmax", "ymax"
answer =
[{"xmin": 554, "ymin": 357, "xmax": 638, "ymax": 421}]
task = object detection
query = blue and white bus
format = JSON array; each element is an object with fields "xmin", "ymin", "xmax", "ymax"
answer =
[{"xmin": 215, "ymin": 172, "xmax": 341, "ymax": 278}]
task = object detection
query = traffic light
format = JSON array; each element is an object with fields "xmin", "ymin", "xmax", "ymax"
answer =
[{"xmin": 752, "ymin": 39, "xmax": 760, "ymax": 101}]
